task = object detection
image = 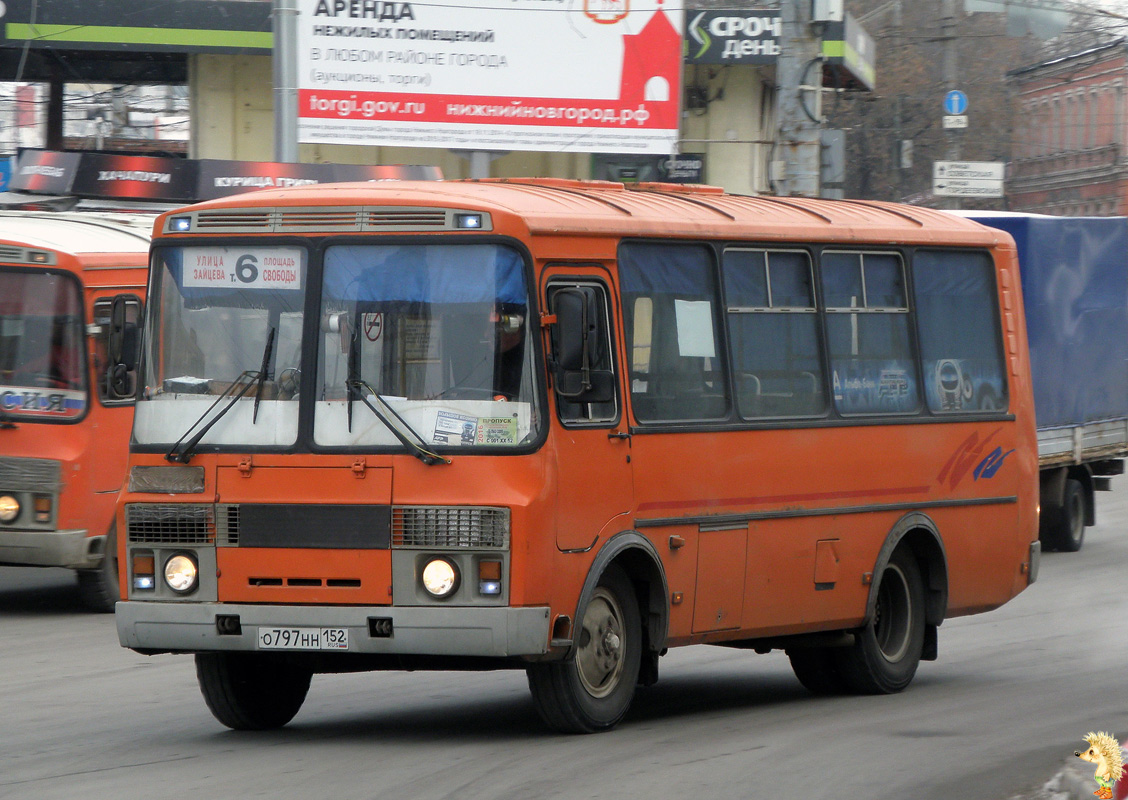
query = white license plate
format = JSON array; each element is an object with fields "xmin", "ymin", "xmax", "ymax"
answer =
[{"xmin": 257, "ymin": 627, "xmax": 349, "ymax": 651}]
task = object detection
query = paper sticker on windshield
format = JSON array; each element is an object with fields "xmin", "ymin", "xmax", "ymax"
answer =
[
  {"xmin": 476, "ymin": 416, "xmax": 518, "ymax": 445},
  {"xmin": 433, "ymin": 410, "xmax": 477, "ymax": 445},
  {"xmin": 183, "ymin": 248, "xmax": 303, "ymax": 291}
]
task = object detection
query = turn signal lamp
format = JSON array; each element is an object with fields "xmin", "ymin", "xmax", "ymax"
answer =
[
  {"xmin": 33, "ymin": 495, "xmax": 51, "ymax": 523},
  {"xmin": 479, "ymin": 560, "xmax": 502, "ymax": 596},
  {"xmin": 132, "ymin": 553, "xmax": 155, "ymax": 591}
]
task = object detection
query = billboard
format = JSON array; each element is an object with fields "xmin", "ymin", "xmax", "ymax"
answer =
[{"xmin": 297, "ymin": 0, "xmax": 684, "ymax": 155}]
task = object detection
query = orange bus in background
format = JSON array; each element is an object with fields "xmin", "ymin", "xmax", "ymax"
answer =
[
  {"xmin": 0, "ymin": 212, "xmax": 149, "ymax": 611},
  {"xmin": 115, "ymin": 180, "xmax": 1039, "ymax": 733}
]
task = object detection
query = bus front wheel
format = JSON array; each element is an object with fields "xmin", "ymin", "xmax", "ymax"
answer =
[
  {"xmin": 77, "ymin": 525, "xmax": 119, "ymax": 613},
  {"xmin": 526, "ymin": 565, "xmax": 641, "ymax": 733},
  {"xmin": 195, "ymin": 652, "xmax": 312, "ymax": 730},
  {"xmin": 835, "ymin": 548, "xmax": 925, "ymax": 694}
]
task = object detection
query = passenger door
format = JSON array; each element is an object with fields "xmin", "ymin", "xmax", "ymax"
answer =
[{"xmin": 543, "ymin": 269, "xmax": 634, "ymax": 552}]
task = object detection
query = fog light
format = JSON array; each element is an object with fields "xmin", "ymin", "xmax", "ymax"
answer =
[
  {"xmin": 0, "ymin": 495, "xmax": 20, "ymax": 523},
  {"xmin": 421, "ymin": 557, "xmax": 459, "ymax": 599},
  {"xmin": 164, "ymin": 553, "xmax": 199, "ymax": 594},
  {"xmin": 132, "ymin": 552, "xmax": 155, "ymax": 591}
]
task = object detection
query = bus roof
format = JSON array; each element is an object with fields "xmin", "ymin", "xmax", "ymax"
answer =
[
  {"xmin": 0, "ymin": 210, "xmax": 152, "ymax": 257},
  {"xmin": 158, "ymin": 179, "xmax": 1008, "ymax": 247}
]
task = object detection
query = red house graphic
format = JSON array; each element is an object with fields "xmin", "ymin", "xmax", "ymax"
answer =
[{"xmin": 617, "ymin": 1, "xmax": 680, "ymax": 126}]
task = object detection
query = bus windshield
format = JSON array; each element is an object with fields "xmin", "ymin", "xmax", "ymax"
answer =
[
  {"xmin": 0, "ymin": 269, "xmax": 86, "ymax": 421},
  {"xmin": 136, "ymin": 242, "xmax": 540, "ymax": 452},
  {"xmin": 314, "ymin": 243, "xmax": 538, "ymax": 449}
]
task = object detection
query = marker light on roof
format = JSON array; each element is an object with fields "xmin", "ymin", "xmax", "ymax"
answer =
[
  {"xmin": 170, "ymin": 216, "xmax": 192, "ymax": 232},
  {"xmin": 456, "ymin": 214, "xmax": 482, "ymax": 229}
]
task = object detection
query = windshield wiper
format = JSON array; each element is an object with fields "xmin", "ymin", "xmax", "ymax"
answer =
[
  {"xmin": 346, "ymin": 378, "xmax": 450, "ymax": 466},
  {"xmin": 252, "ymin": 327, "xmax": 276, "ymax": 424},
  {"xmin": 165, "ymin": 330, "xmax": 277, "ymax": 464}
]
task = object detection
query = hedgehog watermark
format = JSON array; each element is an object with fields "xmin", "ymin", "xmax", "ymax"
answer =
[{"xmin": 1075, "ymin": 731, "xmax": 1124, "ymax": 800}]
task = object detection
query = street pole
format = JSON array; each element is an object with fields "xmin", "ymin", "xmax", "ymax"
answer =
[
  {"xmin": 941, "ymin": 0, "xmax": 960, "ymax": 208},
  {"xmin": 273, "ymin": 0, "xmax": 300, "ymax": 163},
  {"xmin": 775, "ymin": 0, "xmax": 823, "ymax": 197}
]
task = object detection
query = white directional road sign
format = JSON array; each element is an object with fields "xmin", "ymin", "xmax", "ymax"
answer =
[
  {"xmin": 933, "ymin": 161, "xmax": 1005, "ymax": 180},
  {"xmin": 933, "ymin": 178, "xmax": 1005, "ymax": 198}
]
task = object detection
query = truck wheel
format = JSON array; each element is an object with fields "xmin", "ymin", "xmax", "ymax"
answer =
[
  {"xmin": 1047, "ymin": 478, "xmax": 1086, "ymax": 552},
  {"xmin": 526, "ymin": 565, "xmax": 641, "ymax": 733},
  {"xmin": 195, "ymin": 652, "xmax": 312, "ymax": 730},
  {"xmin": 76, "ymin": 525, "xmax": 119, "ymax": 613},
  {"xmin": 835, "ymin": 548, "xmax": 925, "ymax": 694},
  {"xmin": 787, "ymin": 646, "xmax": 848, "ymax": 695}
]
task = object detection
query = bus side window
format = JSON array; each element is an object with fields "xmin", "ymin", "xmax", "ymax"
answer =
[
  {"xmin": 913, "ymin": 249, "xmax": 1008, "ymax": 413},
  {"xmin": 547, "ymin": 281, "xmax": 618, "ymax": 424},
  {"xmin": 723, "ymin": 248, "xmax": 826, "ymax": 419},
  {"xmin": 619, "ymin": 241, "xmax": 730, "ymax": 422},
  {"xmin": 93, "ymin": 295, "xmax": 143, "ymax": 404},
  {"xmin": 822, "ymin": 251, "xmax": 920, "ymax": 416}
]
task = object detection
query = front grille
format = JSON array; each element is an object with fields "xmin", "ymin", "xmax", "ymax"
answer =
[
  {"xmin": 126, "ymin": 503, "xmax": 215, "ymax": 545},
  {"xmin": 0, "ymin": 457, "xmax": 61, "ymax": 492},
  {"xmin": 216, "ymin": 503, "xmax": 240, "ymax": 546},
  {"xmin": 392, "ymin": 506, "xmax": 509, "ymax": 549}
]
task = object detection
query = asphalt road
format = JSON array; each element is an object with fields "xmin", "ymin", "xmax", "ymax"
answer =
[{"xmin": 2, "ymin": 486, "xmax": 1126, "ymax": 800}]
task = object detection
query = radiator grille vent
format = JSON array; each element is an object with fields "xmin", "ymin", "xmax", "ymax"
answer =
[
  {"xmin": 126, "ymin": 503, "xmax": 215, "ymax": 545},
  {"xmin": 0, "ymin": 245, "xmax": 26, "ymax": 262},
  {"xmin": 392, "ymin": 506, "xmax": 509, "ymax": 549},
  {"xmin": 216, "ymin": 503, "xmax": 240, "ymax": 546},
  {"xmin": 193, "ymin": 211, "xmax": 272, "ymax": 231},
  {"xmin": 0, "ymin": 457, "xmax": 61, "ymax": 492},
  {"xmin": 365, "ymin": 210, "xmax": 447, "ymax": 228}
]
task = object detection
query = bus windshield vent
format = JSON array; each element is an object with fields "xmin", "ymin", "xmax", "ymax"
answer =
[
  {"xmin": 391, "ymin": 506, "xmax": 509, "ymax": 549},
  {"xmin": 125, "ymin": 503, "xmax": 215, "ymax": 545}
]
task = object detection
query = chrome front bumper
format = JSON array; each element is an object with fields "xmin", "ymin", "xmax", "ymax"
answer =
[{"xmin": 117, "ymin": 601, "xmax": 552, "ymax": 658}]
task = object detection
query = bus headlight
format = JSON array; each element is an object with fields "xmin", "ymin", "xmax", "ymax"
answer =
[
  {"xmin": 164, "ymin": 553, "xmax": 199, "ymax": 594},
  {"xmin": 421, "ymin": 557, "xmax": 459, "ymax": 599},
  {"xmin": 0, "ymin": 495, "xmax": 20, "ymax": 523}
]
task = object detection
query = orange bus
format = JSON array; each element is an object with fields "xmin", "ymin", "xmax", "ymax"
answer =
[
  {"xmin": 0, "ymin": 211, "xmax": 149, "ymax": 611},
  {"xmin": 114, "ymin": 180, "xmax": 1039, "ymax": 732}
]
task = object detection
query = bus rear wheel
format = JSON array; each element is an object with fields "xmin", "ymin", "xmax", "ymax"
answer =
[
  {"xmin": 526, "ymin": 565, "xmax": 641, "ymax": 733},
  {"xmin": 195, "ymin": 652, "xmax": 312, "ymax": 730},
  {"xmin": 835, "ymin": 548, "xmax": 925, "ymax": 694}
]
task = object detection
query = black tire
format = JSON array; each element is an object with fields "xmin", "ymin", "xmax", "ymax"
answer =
[
  {"xmin": 835, "ymin": 548, "xmax": 925, "ymax": 695},
  {"xmin": 787, "ymin": 646, "xmax": 849, "ymax": 695},
  {"xmin": 526, "ymin": 565, "xmax": 642, "ymax": 733},
  {"xmin": 77, "ymin": 525, "xmax": 119, "ymax": 613},
  {"xmin": 1044, "ymin": 479, "xmax": 1085, "ymax": 552},
  {"xmin": 195, "ymin": 652, "xmax": 312, "ymax": 730}
]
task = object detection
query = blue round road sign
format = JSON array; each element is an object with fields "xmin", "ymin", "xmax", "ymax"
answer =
[{"xmin": 944, "ymin": 90, "xmax": 968, "ymax": 115}]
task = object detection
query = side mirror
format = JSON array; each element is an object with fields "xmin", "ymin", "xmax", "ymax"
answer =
[
  {"xmin": 550, "ymin": 287, "xmax": 614, "ymax": 403},
  {"xmin": 107, "ymin": 295, "xmax": 140, "ymax": 398}
]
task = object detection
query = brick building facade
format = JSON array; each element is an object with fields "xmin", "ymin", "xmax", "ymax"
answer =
[{"xmin": 1008, "ymin": 40, "xmax": 1128, "ymax": 216}]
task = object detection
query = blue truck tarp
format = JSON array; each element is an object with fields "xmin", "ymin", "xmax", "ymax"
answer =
[{"xmin": 962, "ymin": 212, "xmax": 1128, "ymax": 431}]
